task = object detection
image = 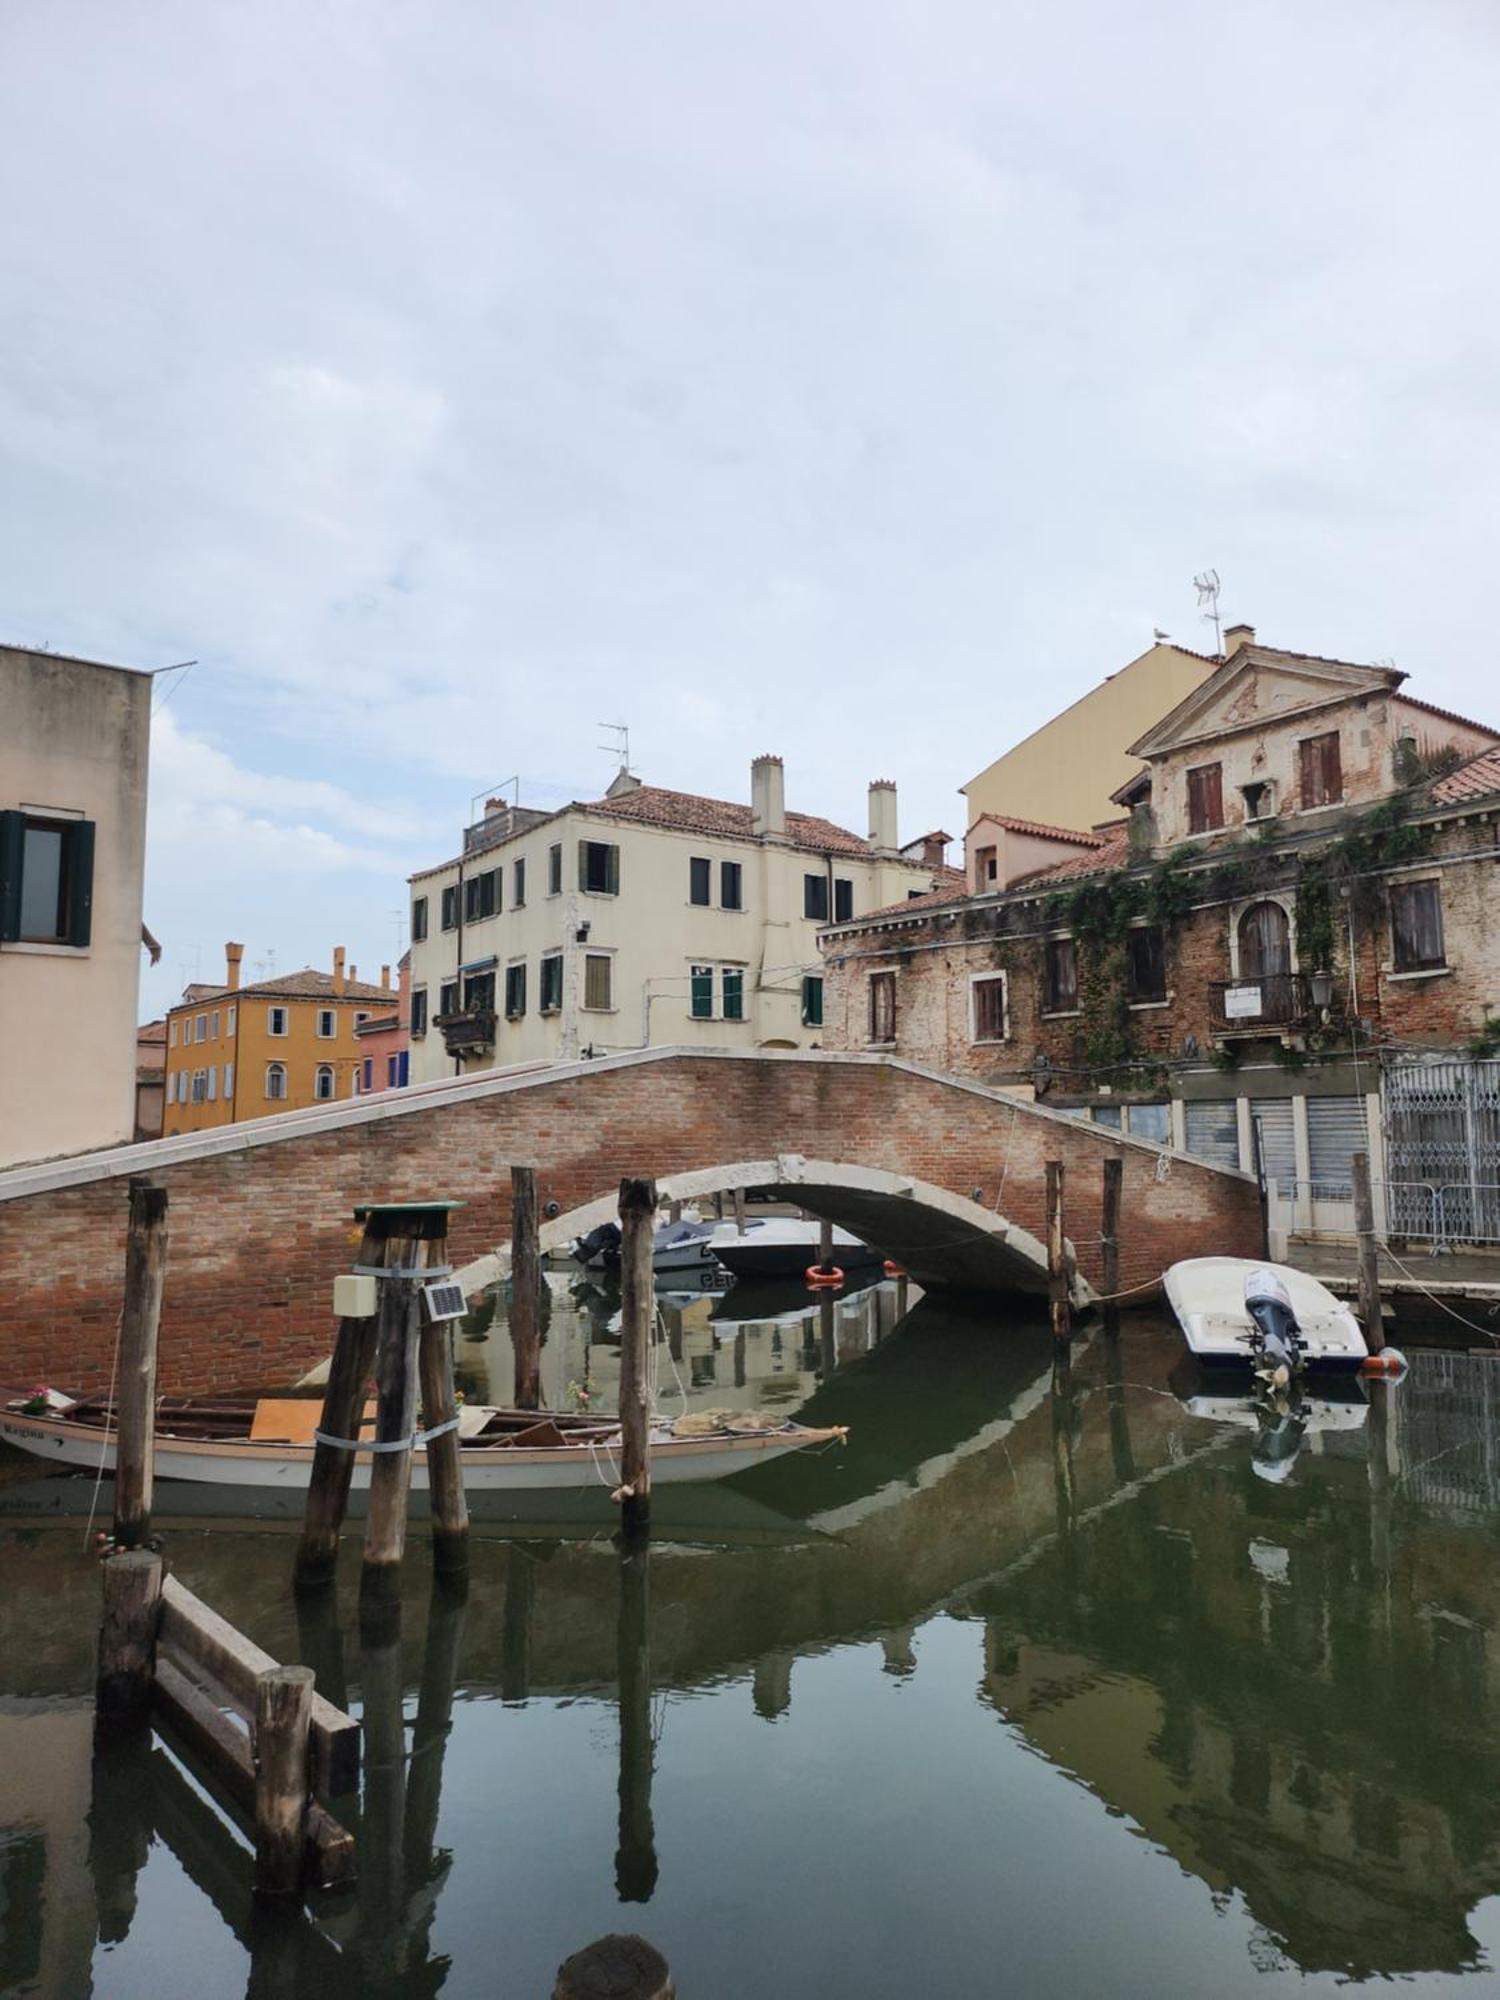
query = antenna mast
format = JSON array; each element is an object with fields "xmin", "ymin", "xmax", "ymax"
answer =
[
  {"xmin": 1193, "ymin": 570, "xmax": 1223, "ymax": 654},
  {"xmin": 598, "ymin": 721, "xmax": 630, "ymax": 774}
]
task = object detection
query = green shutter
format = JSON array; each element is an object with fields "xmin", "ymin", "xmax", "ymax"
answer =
[
  {"xmin": 67, "ymin": 819, "xmax": 95, "ymax": 947},
  {"xmin": 0, "ymin": 811, "xmax": 23, "ymax": 942},
  {"xmin": 690, "ymin": 967, "xmax": 713, "ymax": 1019},
  {"xmin": 606, "ymin": 844, "xmax": 620, "ymax": 894}
]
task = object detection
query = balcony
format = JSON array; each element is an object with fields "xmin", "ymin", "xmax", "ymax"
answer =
[
  {"xmin": 1210, "ymin": 973, "xmax": 1342, "ymax": 1038},
  {"xmin": 434, "ymin": 1008, "xmax": 497, "ymax": 1058}
]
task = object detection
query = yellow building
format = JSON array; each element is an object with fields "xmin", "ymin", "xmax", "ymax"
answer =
[
  {"xmin": 161, "ymin": 943, "xmax": 394, "ymax": 1135},
  {"xmin": 962, "ymin": 639, "xmax": 1219, "ymax": 834}
]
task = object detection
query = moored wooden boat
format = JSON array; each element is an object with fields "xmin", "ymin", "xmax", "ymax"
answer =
[{"xmin": 0, "ymin": 1389, "xmax": 846, "ymax": 1492}]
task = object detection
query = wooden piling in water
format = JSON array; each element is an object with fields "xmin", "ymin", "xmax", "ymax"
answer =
[
  {"xmin": 1100, "ymin": 1157, "xmax": 1122, "ymax": 1340},
  {"xmin": 1352, "ymin": 1150, "xmax": 1385, "ymax": 1352},
  {"xmin": 1046, "ymin": 1160, "xmax": 1070, "ymax": 1346},
  {"xmin": 818, "ymin": 1217, "xmax": 835, "ymax": 1275},
  {"xmin": 296, "ymin": 1217, "xmax": 384, "ymax": 1589},
  {"xmin": 253, "ymin": 1666, "xmax": 316, "ymax": 1897},
  {"xmin": 510, "ymin": 1165, "xmax": 542, "ymax": 1409},
  {"xmin": 616, "ymin": 1177, "xmax": 657, "ymax": 1536},
  {"xmin": 733, "ymin": 1186, "xmax": 747, "ymax": 1235},
  {"xmin": 615, "ymin": 1541, "xmax": 657, "ymax": 1903},
  {"xmin": 97, "ymin": 1550, "xmax": 164, "ymax": 1728},
  {"xmin": 417, "ymin": 1315, "xmax": 469, "ymax": 1578},
  {"xmin": 361, "ymin": 1226, "xmax": 427, "ymax": 1609},
  {"xmin": 115, "ymin": 1179, "xmax": 169, "ymax": 1550},
  {"xmin": 554, "ymin": 1935, "xmax": 674, "ymax": 2000}
]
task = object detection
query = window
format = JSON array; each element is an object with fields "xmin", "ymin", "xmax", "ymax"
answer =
[
  {"xmin": 0, "ymin": 812, "xmax": 94, "ymax": 946},
  {"xmin": 1043, "ymin": 936, "xmax": 1078, "ymax": 1013},
  {"xmin": 316, "ymin": 1008, "xmax": 336, "ymax": 1038},
  {"xmin": 1241, "ymin": 780, "xmax": 1275, "ymax": 821},
  {"xmin": 1238, "ymin": 900, "xmax": 1291, "ymax": 977},
  {"xmin": 1128, "ymin": 1102, "xmax": 1171, "ymax": 1145},
  {"xmin": 169, "ymin": 1020, "xmax": 177, "ymax": 1047},
  {"xmin": 410, "ymin": 988, "xmax": 428, "ymax": 1036},
  {"xmin": 690, "ymin": 965, "xmax": 714, "ymax": 1019},
  {"xmin": 1391, "ymin": 879, "xmax": 1445, "ymax": 971},
  {"xmin": 439, "ymin": 980, "xmax": 459, "ymax": 1017},
  {"xmin": 1125, "ymin": 926, "xmax": 1167, "ymax": 1002},
  {"xmin": 190, "ymin": 1068, "xmax": 207, "ymax": 1103},
  {"xmin": 548, "ymin": 842, "xmax": 562, "ymax": 895},
  {"xmin": 580, "ymin": 841, "xmax": 620, "ymax": 895},
  {"xmin": 976, "ymin": 846, "xmax": 998, "ymax": 888},
  {"xmin": 804, "ymin": 873, "xmax": 829, "ymax": 921},
  {"xmin": 1186, "ymin": 763, "xmax": 1224, "ymax": 833},
  {"xmin": 465, "ymin": 869, "xmax": 499, "ymax": 922},
  {"xmin": 801, "ymin": 975, "xmax": 824, "ymax": 1027},
  {"xmin": 505, "ymin": 962, "xmax": 527, "ymax": 1019},
  {"xmin": 268, "ymin": 1006, "xmax": 288, "ymax": 1036},
  {"xmin": 689, "ymin": 856, "xmax": 712, "ymax": 906},
  {"xmin": 227, "ymin": 1006, "xmax": 236, "ymax": 1035},
  {"xmin": 833, "ymin": 879, "xmax": 853, "ymax": 923},
  {"xmin": 513, "ymin": 857, "xmax": 526, "ymax": 908},
  {"xmin": 539, "ymin": 953, "xmax": 563, "ymax": 1013},
  {"xmin": 722, "ymin": 967, "xmax": 744, "ymax": 1021},
  {"xmin": 1299, "ymin": 731, "xmax": 1343, "ymax": 809},
  {"xmin": 721, "ymin": 861, "xmax": 743, "ymax": 911},
  {"xmin": 223, "ymin": 1063, "xmax": 233, "ymax": 1100},
  {"xmin": 195, "ymin": 1015, "xmax": 207, "ymax": 1043},
  {"xmin": 354, "ymin": 1010, "xmax": 371, "ymax": 1027},
  {"xmin": 971, "ymin": 974, "xmax": 1008, "ymax": 1043},
  {"xmin": 206, "ymin": 1067, "xmax": 217, "ymax": 1101},
  {"xmin": 441, "ymin": 885, "xmax": 459, "ymax": 931},
  {"xmin": 315, "ymin": 1064, "xmax": 335, "ymax": 1100},
  {"xmin": 265, "ymin": 1062, "xmax": 287, "ymax": 1101},
  {"xmin": 583, "ymin": 952, "xmax": 613, "ymax": 1010},
  {"xmin": 464, "ymin": 970, "xmax": 495, "ymax": 1013},
  {"xmin": 211, "ymin": 1010, "xmax": 220, "ymax": 1038},
  {"xmin": 411, "ymin": 895, "xmax": 429, "ymax": 942},
  {"xmin": 362, "ymin": 1058, "xmax": 373, "ymax": 1093},
  {"xmin": 388, "ymin": 1051, "xmax": 409, "ymax": 1088},
  {"xmin": 869, "ymin": 970, "xmax": 896, "ymax": 1042}
]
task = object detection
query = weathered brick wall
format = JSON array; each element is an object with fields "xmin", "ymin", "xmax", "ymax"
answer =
[{"xmin": 0, "ymin": 1052, "xmax": 1261, "ymax": 1393}]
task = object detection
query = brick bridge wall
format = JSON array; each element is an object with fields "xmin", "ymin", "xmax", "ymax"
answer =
[{"xmin": 0, "ymin": 1048, "xmax": 1262, "ymax": 1394}]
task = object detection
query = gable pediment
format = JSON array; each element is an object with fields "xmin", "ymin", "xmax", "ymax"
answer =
[{"xmin": 1127, "ymin": 649, "xmax": 1403, "ymax": 760}]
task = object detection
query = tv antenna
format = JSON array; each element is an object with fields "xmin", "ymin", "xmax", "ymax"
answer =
[
  {"xmin": 1193, "ymin": 571, "xmax": 1223, "ymax": 654},
  {"xmin": 599, "ymin": 721, "xmax": 630, "ymax": 774}
]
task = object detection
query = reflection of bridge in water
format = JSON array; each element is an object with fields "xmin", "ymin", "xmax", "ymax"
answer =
[{"xmin": 5, "ymin": 1313, "xmax": 1500, "ymax": 1988}]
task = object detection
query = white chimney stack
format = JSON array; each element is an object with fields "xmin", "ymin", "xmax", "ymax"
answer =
[
  {"xmin": 868, "ymin": 779, "xmax": 898, "ymax": 854},
  {"xmin": 751, "ymin": 754, "xmax": 786, "ymax": 838},
  {"xmin": 1223, "ymin": 622, "xmax": 1256, "ymax": 657}
]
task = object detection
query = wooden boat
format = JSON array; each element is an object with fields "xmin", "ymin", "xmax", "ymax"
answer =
[{"xmin": 0, "ymin": 1389, "xmax": 846, "ymax": 1492}]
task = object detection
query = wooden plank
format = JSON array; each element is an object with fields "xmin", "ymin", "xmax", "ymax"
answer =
[{"xmin": 160, "ymin": 1575, "xmax": 359, "ymax": 1797}]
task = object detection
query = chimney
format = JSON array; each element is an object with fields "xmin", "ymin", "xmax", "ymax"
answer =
[
  {"xmin": 751, "ymin": 755, "xmax": 786, "ymax": 838},
  {"xmin": 606, "ymin": 769, "xmax": 643, "ymax": 799},
  {"xmin": 381, "ymin": 964, "xmax": 392, "ymax": 991},
  {"xmin": 332, "ymin": 946, "xmax": 346, "ymax": 997},
  {"xmin": 225, "ymin": 941, "xmax": 243, "ymax": 992},
  {"xmin": 921, "ymin": 831, "xmax": 947, "ymax": 869},
  {"xmin": 868, "ymin": 779, "xmax": 898, "ymax": 855},
  {"xmin": 1223, "ymin": 622, "xmax": 1256, "ymax": 657}
]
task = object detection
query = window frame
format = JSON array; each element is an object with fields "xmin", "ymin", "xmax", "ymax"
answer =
[
  {"xmin": 539, "ymin": 952, "xmax": 564, "ymax": 1015},
  {"xmin": 969, "ymin": 971, "xmax": 1009, "ymax": 1044},
  {"xmin": 316, "ymin": 1008, "xmax": 336, "ymax": 1039},
  {"xmin": 267, "ymin": 1006, "xmax": 289, "ymax": 1037},
  {"xmin": 1042, "ymin": 935, "xmax": 1079, "ymax": 1015},
  {"xmin": 803, "ymin": 873, "xmax": 829, "ymax": 922},
  {"xmin": 410, "ymin": 895, "xmax": 429, "ymax": 943},
  {"xmin": 582, "ymin": 951, "xmax": 614, "ymax": 1012},
  {"xmin": 689, "ymin": 964, "xmax": 714, "ymax": 1020},
  {"xmin": 833, "ymin": 878, "xmax": 854, "ymax": 924},
  {"xmin": 512, "ymin": 857, "xmax": 526, "ymax": 909},
  {"xmin": 504, "ymin": 961, "xmax": 527, "ymax": 1020},
  {"xmin": 314, "ymin": 1063, "xmax": 336, "ymax": 1101},
  {"xmin": 1299, "ymin": 731, "xmax": 1344, "ymax": 811},
  {"xmin": 1390, "ymin": 877, "xmax": 1446, "ymax": 973},
  {"xmin": 579, "ymin": 840, "xmax": 620, "ymax": 897},
  {"xmin": 720, "ymin": 860, "xmax": 743, "ymax": 911},
  {"xmin": 548, "ymin": 842, "xmax": 563, "ymax": 896},
  {"xmin": 721, "ymin": 966, "xmax": 745, "ymax": 1022},
  {"xmin": 0, "ymin": 811, "xmax": 94, "ymax": 947},
  {"xmin": 868, "ymin": 969, "xmax": 897, "ymax": 1044},
  {"xmin": 410, "ymin": 987, "xmax": 428, "ymax": 1036},
  {"xmin": 801, "ymin": 974, "xmax": 824, "ymax": 1028},
  {"xmin": 689, "ymin": 856, "xmax": 712, "ymax": 907},
  {"xmin": 1186, "ymin": 762, "xmax": 1225, "ymax": 835},
  {"xmin": 265, "ymin": 1061, "xmax": 288, "ymax": 1102},
  {"xmin": 440, "ymin": 885, "xmax": 459, "ymax": 932}
]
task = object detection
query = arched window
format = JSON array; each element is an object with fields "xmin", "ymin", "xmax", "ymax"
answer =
[
  {"xmin": 1238, "ymin": 900, "xmax": 1291, "ymax": 979},
  {"xmin": 314, "ymin": 1064, "xmax": 335, "ymax": 1101},
  {"xmin": 265, "ymin": 1062, "xmax": 287, "ymax": 1101}
]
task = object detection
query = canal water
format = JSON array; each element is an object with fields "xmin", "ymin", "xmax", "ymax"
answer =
[{"xmin": 5, "ymin": 1274, "xmax": 1500, "ymax": 1996}]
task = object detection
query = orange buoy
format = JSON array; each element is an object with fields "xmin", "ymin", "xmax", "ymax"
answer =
[
  {"xmin": 1360, "ymin": 1347, "xmax": 1408, "ymax": 1378},
  {"xmin": 806, "ymin": 1265, "xmax": 844, "ymax": 1288},
  {"xmin": 883, "ymin": 1260, "xmax": 906, "ymax": 1279}
]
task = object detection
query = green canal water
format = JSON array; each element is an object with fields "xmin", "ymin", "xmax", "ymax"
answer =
[{"xmin": 5, "ymin": 1276, "xmax": 1500, "ymax": 1996}]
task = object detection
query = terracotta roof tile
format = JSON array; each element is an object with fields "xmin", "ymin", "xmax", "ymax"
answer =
[
  {"xmin": 176, "ymin": 969, "xmax": 394, "ymax": 1008},
  {"xmin": 973, "ymin": 814, "xmax": 1106, "ymax": 846},
  {"xmin": 1398, "ymin": 693, "xmax": 1500, "ymax": 740},
  {"xmin": 584, "ymin": 784, "xmax": 875, "ymax": 857},
  {"xmin": 1430, "ymin": 744, "xmax": 1500, "ymax": 806},
  {"xmin": 1009, "ymin": 822, "xmax": 1132, "ymax": 887}
]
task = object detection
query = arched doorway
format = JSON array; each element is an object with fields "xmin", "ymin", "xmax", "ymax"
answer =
[{"xmin": 1238, "ymin": 900, "xmax": 1291, "ymax": 978}]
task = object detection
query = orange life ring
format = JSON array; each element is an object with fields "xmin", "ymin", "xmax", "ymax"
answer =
[
  {"xmin": 806, "ymin": 1265, "xmax": 844, "ymax": 1288},
  {"xmin": 883, "ymin": 1260, "xmax": 906, "ymax": 1278}
]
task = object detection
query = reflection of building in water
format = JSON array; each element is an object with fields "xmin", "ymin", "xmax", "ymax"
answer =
[
  {"xmin": 457, "ymin": 1272, "xmax": 907, "ymax": 1417},
  {"xmin": 1395, "ymin": 1350, "xmax": 1500, "ymax": 1516},
  {"xmin": 975, "ymin": 1398, "xmax": 1500, "ymax": 1980},
  {"xmin": 0, "ymin": 1706, "xmax": 102, "ymax": 1999}
]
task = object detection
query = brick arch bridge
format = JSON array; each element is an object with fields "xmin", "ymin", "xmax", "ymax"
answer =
[{"xmin": 0, "ymin": 1048, "xmax": 1261, "ymax": 1394}]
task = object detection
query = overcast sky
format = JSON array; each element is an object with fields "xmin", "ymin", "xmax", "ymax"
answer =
[{"xmin": 3, "ymin": 0, "xmax": 1497, "ymax": 1018}]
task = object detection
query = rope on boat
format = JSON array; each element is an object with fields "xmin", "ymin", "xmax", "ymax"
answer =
[
  {"xmin": 312, "ymin": 1414, "xmax": 462, "ymax": 1453},
  {"xmin": 83, "ymin": 1297, "xmax": 126, "ymax": 1551}
]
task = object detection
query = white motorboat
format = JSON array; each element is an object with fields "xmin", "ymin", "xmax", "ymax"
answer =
[
  {"xmin": 709, "ymin": 1218, "xmax": 881, "ymax": 1283},
  {"xmin": 571, "ymin": 1215, "xmax": 721, "ymax": 1274},
  {"xmin": 1164, "ymin": 1257, "xmax": 1368, "ymax": 1375}
]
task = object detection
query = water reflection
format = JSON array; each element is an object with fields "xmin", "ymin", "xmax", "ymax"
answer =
[{"xmin": 7, "ymin": 1302, "xmax": 1500, "ymax": 1991}]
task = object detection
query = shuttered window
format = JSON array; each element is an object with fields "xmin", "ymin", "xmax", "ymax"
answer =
[
  {"xmin": 0, "ymin": 812, "xmax": 94, "ymax": 947},
  {"xmin": 690, "ymin": 965, "xmax": 713, "ymax": 1018},
  {"xmin": 1184, "ymin": 1100, "xmax": 1239, "ymax": 1167},
  {"xmin": 583, "ymin": 953, "xmax": 613, "ymax": 1010},
  {"xmin": 689, "ymin": 856, "xmax": 711, "ymax": 906},
  {"xmin": 1299, "ymin": 732, "xmax": 1343, "ymax": 809},
  {"xmin": 411, "ymin": 897, "xmax": 428, "ymax": 942},
  {"xmin": 1043, "ymin": 936, "xmax": 1078, "ymax": 1012},
  {"xmin": 804, "ymin": 874, "xmax": 829, "ymax": 921},
  {"xmin": 410, "ymin": 989, "xmax": 428, "ymax": 1035},
  {"xmin": 721, "ymin": 861, "xmax": 743, "ymax": 911},
  {"xmin": 1186, "ymin": 764, "xmax": 1224, "ymax": 833},
  {"xmin": 722, "ymin": 968, "xmax": 744, "ymax": 1021},
  {"xmin": 1126, "ymin": 926, "xmax": 1167, "ymax": 1002},
  {"xmin": 868, "ymin": 971, "xmax": 896, "ymax": 1043},
  {"xmin": 505, "ymin": 963, "xmax": 527, "ymax": 1019},
  {"xmin": 441, "ymin": 885, "xmax": 459, "ymax": 931},
  {"xmin": 464, "ymin": 869, "xmax": 499, "ymax": 922},
  {"xmin": 1308, "ymin": 1097, "xmax": 1368, "ymax": 1196},
  {"xmin": 548, "ymin": 843, "xmax": 562, "ymax": 895},
  {"xmin": 1250, "ymin": 1099, "xmax": 1296, "ymax": 1194},
  {"xmin": 580, "ymin": 842, "xmax": 620, "ymax": 895},
  {"xmin": 833, "ymin": 878, "xmax": 854, "ymax": 923},
  {"xmin": 971, "ymin": 975, "xmax": 1008, "ymax": 1042},
  {"xmin": 539, "ymin": 954, "xmax": 563, "ymax": 1013},
  {"xmin": 801, "ymin": 976, "xmax": 824, "ymax": 1027},
  {"xmin": 1391, "ymin": 879, "xmax": 1445, "ymax": 971},
  {"xmin": 513, "ymin": 858, "xmax": 526, "ymax": 909}
]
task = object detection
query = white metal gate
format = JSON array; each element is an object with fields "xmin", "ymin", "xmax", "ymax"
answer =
[{"xmin": 1383, "ymin": 1057, "xmax": 1500, "ymax": 1246}]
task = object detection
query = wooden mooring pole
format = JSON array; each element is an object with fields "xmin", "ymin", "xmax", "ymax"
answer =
[
  {"xmin": 115, "ymin": 1179, "xmax": 169, "ymax": 1550},
  {"xmin": 297, "ymin": 1215, "xmax": 385, "ymax": 1590},
  {"xmin": 418, "ymin": 1308, "xmax": 469, "ymax": 1580},
  {"xmin": 818, "ymin": 1217, "xmax": 835, "ymax": 1277},
  {"xmin": 616, "ymin": 1177, "xmax": 657, "ymax": 1537},
  {"xmin": 253, "ymin": 1666, "xmax": 316, "ymax": 1897},
  {"xmin": 615, "ymin": 1540, "xmax": 657, "ymax": 1903},
  {"xmin": 511, "ymin": 1165, "xmax": 542, "ymax": 1410},
  {"xmin": 1100, "ymin": 1157, "xmax": 1122, "ymax": 1340},
  {"xmin": 1046, "ymin": 1160, "xmax": 1070, "ymax": 1347},
  {"xmin": 97, "ymin": 1549, "xmax": 164, "ymax": 1728},
  {"xmin": 1352, "ymin": 1151, "xmax": 1385, "ymax": 1352}
]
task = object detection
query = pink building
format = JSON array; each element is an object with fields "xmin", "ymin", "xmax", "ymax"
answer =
[{"xmin": 352, "ymin": 952, "xmax": 411, "ymax": 1095}]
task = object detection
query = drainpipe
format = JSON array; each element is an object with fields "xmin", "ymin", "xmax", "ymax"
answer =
[
  {"xmin": 453, "ymin": 854, "xmax": 466, "ymax": 1077},
  {"xmin": 559, "ymin": 888, "xmax": 580, "ymax": 1061}
]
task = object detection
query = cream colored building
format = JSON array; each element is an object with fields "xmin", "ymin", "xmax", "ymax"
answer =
[
  {"xmin": 962, "ymin": 638, "xmax": 1218, "ymax": 835},
  {"xmin": 406, "ymin": 758, "xmax": 957, "ymax": 1083},
  {"xmin": 0, "ymin": 643, "xmax": 151, "ymax": 1167}
]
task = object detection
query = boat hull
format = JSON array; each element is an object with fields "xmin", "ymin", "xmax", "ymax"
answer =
[
  {"xmin": 1163, "ymin": 1256, "xmax": 1368, "ymax": 1372},
  {"xmin": 0, "ymin": 1409, "xmax": 842, "ymax": 1492}
]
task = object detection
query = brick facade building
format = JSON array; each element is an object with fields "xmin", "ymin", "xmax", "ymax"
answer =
[{"xmin": 819, "ymin": 633, "xmax": 1500, "ymax": 1236}]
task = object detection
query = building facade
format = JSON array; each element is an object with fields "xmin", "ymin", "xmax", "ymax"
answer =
[
  {"xmin": 821, "ymin": 632, "xmax": 1500, "ymax": 1238},
  {"xmin": 161, "ymin": 944, "xmax": 395, "ymax": 1134},
  {"xmin": 0, "ymin": 643, "xmax": 152, "ymax": 1168},
  {"xmin": 352, "ymin": 952, "xmax": 412, "ymax": 1096},
  {"xmin": 406, "ymin": 758, "xmax": 958, "ymax": 1083}
]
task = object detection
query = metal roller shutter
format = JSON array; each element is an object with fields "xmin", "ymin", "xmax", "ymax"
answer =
[
  {"xmin": 1184, "ymin": 1100, "xmax": 1239, "ymax": 1168},
  {"xmin": 1306, "ymin": 1097, "xmax": 1368, "ymax": 1197},
  {"xmin": 1250, "ymin": 1099, "xmax": 1296, "ymax": 1195}
]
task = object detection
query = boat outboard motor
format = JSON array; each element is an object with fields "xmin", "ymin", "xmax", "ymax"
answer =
[
  {"xmin": 1250, "ymin": 1395, "xmax": 1309, "ymax": 1484},
  {"xmin": 573, "ymin": 1221, "xmax": 622, "ymax": 1268},
  {"xmin": 1243, "ymin": 1267, "xmax": 1302, "ymax": 1385}
]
